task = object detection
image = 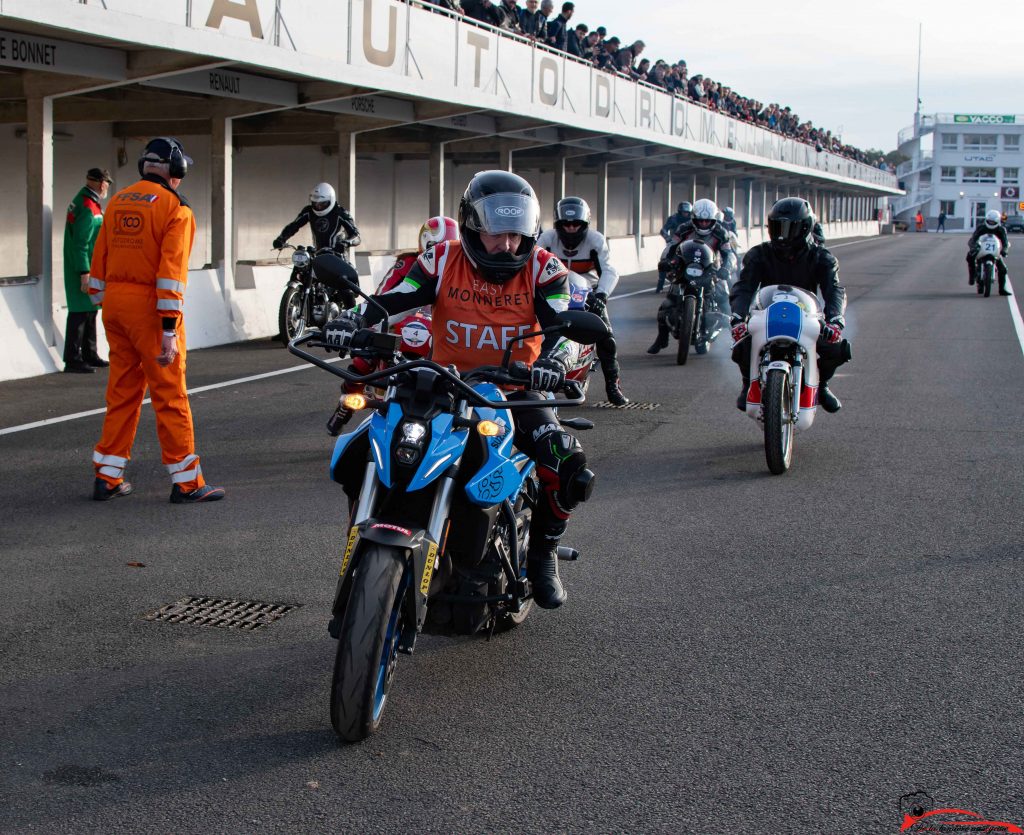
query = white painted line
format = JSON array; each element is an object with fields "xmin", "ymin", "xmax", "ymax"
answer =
[
  {"xmin": 1006, "ymin": 278, "xmax": 1024, "ymax": 358},
  {"xmin": 0, "ymin": 356, "xmax": 340, "ymax": 437},
  {"xmin": 611, "ymin": 287, "xmax": 656, "ymax": 300}
]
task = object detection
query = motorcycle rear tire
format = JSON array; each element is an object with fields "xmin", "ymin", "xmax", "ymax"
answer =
[
  {"xmin": 278, "ymin": 287, "xmax": 304, "ymax": 344},
  {"xmin": 676, "ymin": 296, "xmax": 697, "ymax": 366},
  {"xmin": 330, "ymin": 545, "xmax": 406, "ymax": 742},
  {"xmin": 763, "ymin": 368, "xmax": 794, "ymax": 475}
]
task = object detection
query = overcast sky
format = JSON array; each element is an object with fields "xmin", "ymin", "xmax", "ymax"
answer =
[{"xmin": 568, "ymin": 0, "xmax": 1024, "ymax": 151}]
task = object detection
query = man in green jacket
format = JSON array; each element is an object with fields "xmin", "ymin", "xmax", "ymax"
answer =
[{"xmin": 63, "ymin": 167, "xmax": 112, "ymax": 373}]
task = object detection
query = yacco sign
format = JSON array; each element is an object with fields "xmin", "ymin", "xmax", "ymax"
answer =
[
  {"xmin": 0, "ymin": 29, "xmax": 125, "ymax": 79},
  {"xmin": 954, "ymin": 114, "xmax": 1017, "ymax": 125}
]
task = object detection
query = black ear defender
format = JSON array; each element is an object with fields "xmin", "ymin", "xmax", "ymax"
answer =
[{"xmin": 137, "ymin": 137, "xmax": 191, "ymax": 179}]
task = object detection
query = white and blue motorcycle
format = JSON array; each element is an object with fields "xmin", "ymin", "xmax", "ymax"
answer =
[{"xmin": 742, "ymin": 285, "xmax": 826, "ymax": 474}]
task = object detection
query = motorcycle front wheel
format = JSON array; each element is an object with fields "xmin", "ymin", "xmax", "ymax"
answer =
[
  {"xmin": 330, "ymin": 545, "xmax": 407, "ymax": 742},
  {"xmin": 763, "ymin": 368, "xmax": 794, "ymax": 475},
  {"xmin": 278, "ymin": 286, "xmax": 305, "ymax": 344},
  {"xmin": 983, "ymin": 263, "xmax": 994, "ymax": 298},
  {"xmin": 676, "ymin": 296, "xmax": 697, "ymax": 366}
]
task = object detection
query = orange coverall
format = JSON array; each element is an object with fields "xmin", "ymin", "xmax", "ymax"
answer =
[{"xmin": 88, "ymin": 175, "xmax": 207, "ymax": 492}]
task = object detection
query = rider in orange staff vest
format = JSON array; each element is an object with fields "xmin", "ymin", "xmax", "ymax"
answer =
[
  {"xmin": 88, "ymin": 137, "xmax": 225, "ymax": 504},
  {"xmin": 317, "ymin": 171, "xmax": 596, "ymax": 609}
]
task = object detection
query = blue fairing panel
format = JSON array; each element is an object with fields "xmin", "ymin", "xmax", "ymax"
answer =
[
  {"xmin": 408, "ymin": 413, "xmax": 469, "ymax": 492},
  {"xmin": 766, "ymin": 301, "xmax": 803, "ymax": 342},
  {"xmin": 464, "ymin": 383, "xmax": 529, "ymax": 507},
  {"xmin": 367, "ymin": 403, "xmax": 401, "ymax": 488},
  {"xmin": 329, "ymin": 415, "xmax": 372, "ymax": 485}
]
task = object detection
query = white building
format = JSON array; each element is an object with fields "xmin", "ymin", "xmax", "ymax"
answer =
[{"xmin": 894, "ymin": 113, "xmax": 1023, "ymax": 230}]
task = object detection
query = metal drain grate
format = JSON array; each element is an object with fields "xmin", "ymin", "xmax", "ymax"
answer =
[
  {"xmin": 590, "ymin": 401, "xmax": 661, "ymax": 410},
  {"xmin": 145, "ymin": 597, "xmax": 298, "ymax": 631}
]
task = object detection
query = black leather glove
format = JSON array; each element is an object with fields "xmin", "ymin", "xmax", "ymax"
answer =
[
  {"xmin": 273, "ymin": 237, "xmax": 285, "ymax": 250},
  {"xmin": 322, "ymin": 312, "xmax": 365, "ymax": 353},
  {"xmin": 529, "ymin": 355, "xmax": 567, "ymax": 392},
  {"xmin": 588, "ymin": 291, "xmax": 608, "ymax": 317}
]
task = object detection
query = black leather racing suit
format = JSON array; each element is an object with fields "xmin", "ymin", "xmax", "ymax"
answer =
[
  {"xmin": 729, "ymin": 241, "xmax": 849, "ymax": 386},
  {"xmin": 275, "ymin": 204, "xmax": 362, "ymax": 299},
  {"xmin": 966, "ymin": 223, "xmax": 1010, "ymax": 290}
]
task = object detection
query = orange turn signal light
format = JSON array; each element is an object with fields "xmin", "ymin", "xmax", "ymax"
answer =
[
  {"xmin": 342, "ymin": 393, "xmax": 367, "ymax": 411},
  {"xmin": 477, "ymin": 420, "xmax": 502, "ymax": 437}
]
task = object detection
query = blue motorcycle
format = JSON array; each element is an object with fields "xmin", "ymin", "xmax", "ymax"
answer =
[{"xmin": 289, "ymin": 309, "xmax": 607, "ymax": 742}]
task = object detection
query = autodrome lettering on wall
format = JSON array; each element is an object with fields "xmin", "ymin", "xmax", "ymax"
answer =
[{"xmin": 0, "ymin": 30, "xmax": 125, "ymax": 79}]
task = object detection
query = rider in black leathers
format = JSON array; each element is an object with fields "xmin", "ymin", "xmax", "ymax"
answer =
[
  {"xmin": 966, "ymin": 210, "xmax": 1012, "ymax": 295},
  {"xmin": 273, "ymin": 182, "xmax": 362, "ymax": 301},
  {"xmin": 730, "ymin": 197, "xmax": 850, "ymax": 414},
  {"xmin": 657, "ymin": 201, "xmax": 693, "ymax": 292}
]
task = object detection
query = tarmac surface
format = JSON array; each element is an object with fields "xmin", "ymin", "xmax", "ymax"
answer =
[{"xmin": 1, "ymin": 232, "xmax": 1022, "ymax": 833}]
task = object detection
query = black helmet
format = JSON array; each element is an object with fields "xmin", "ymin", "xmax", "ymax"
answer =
[
  {"xmin": 458, "ymin": 170, "xmax": 541, "ymax": 283},
  {"xmin": 554, "ymin": 196, "xmax": 591, "ymax": 249},
  {"xmin": 677, "ymin": 201, "xmax": 693, "ymax": 220},
  {"xmin": 767, "ymin": 197, "xmax": 813, "ymax": 258},
  {"xmin": 677, "ymin": 240, "xmax": 715, "ymax": 277}
]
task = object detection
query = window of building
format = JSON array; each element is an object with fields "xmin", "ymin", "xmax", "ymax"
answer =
[
  {"xmin": 963, "ymin": 134, "xmax": 997, "ymax": 151},
  {"xmin": 939, "ymin": 200, "xmax": 956, "ymax": 217},
  {"xmin": 1004, "ymin": 134, "xmax": 1020, "ymax": 151},
  {"xmin": 940, "ymin": 134, "xmax": 958, "ymax": 150},
  {"xmin": 919, "ymin": 170, "xmax": 931, "ymax": 184},
  {"xmin": 1003, "ymin": 167, "xmax": 1019, "ymax": 184},
  {"xmin": 940, "ymin": 167, "xmax": 957, "ymax": 182},
  {"xmin": 962, "ymin": 167, "xmax": 997, "ymax": 183}
]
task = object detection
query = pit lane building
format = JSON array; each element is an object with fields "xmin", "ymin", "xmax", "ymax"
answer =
[
  {"xmin": 0, "ymin": 0, "xmax": 899, "ymax": 381},
  {"xmin": 894, "ymin": 113, "xmax": 1024, "ymax": 230}
]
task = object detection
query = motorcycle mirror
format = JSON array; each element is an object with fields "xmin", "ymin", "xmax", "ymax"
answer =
[
  {"xmin": 311, "ymin": 252, "xmax": 391, "ymax": 332},
  {"xmin": 556, "ymin": 310, "xmax": 611, "ymax": 345}
]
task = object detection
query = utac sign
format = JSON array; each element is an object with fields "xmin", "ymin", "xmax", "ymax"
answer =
[{"xmin": 953, "ymin": 114, "xmax": 1017, "ymax": 125}]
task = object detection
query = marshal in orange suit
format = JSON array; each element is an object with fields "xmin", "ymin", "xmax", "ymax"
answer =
[{"xmin": 88, "ymin": 137, "xmax": 225, "ymax": 504}]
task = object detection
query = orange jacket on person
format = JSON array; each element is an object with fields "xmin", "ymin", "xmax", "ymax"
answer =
[{"xmin": 88, "ymin": 175, "xmax": 195, "ymax": 320}]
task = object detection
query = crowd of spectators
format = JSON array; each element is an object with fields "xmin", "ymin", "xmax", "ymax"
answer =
[{"xmin": 417, "ymin": 0, "xmax": 884, "ymax": 168}]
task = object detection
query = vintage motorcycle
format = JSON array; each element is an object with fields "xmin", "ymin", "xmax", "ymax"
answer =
[
  {"xmin": 974, "ymin": 234, "xmax": 1002, "ymax": 298},
  {"xmin": 665, "ymin": 242, "xmax": 730, "ymax": 365},
  {"xmin": 289, "ymin": 306, "xmax": 608, "ymax": 742},
  {"xmin": 741, "ymin": 285, "xmax": 847, "ymax": 475},
  {"xmin": 277, "ymin": 244, "xmax": 358, "ymax": 343}
]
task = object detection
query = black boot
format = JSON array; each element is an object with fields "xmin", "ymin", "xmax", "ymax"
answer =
[
  {"xmin": 527, "ymin": 518, "xmax": 568, "ymax": 609},
  {"xmin": 326, "ymin": 403, "xmax": 353, "ymax": 437},
  {"xmin": 604, "ymin": 377, "xmax": 629, "ymax": 406},
  {"xmin": 968, "ymin": 271, "xmax": 975, "ymax": 286},
  {"xmin": 527, "ymin": 544, "xmax": 567, "ymax": 609},
  {"xmin": 819, "ymin": 384, "xmax": 842, "ymax": 413},
  {"xmin": 737, "ymin": 378, "xmax": 749, "ymax": 411},
  {"xmin": 647, "ymin": 324, "xmax": 670, "ymax": 354}
]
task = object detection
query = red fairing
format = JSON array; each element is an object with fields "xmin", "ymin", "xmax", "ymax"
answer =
[
  {"xmin": 799, "ymin": 385, "xmax": 818, "ymax": 409},
  {"xmin": 747, "ymin": 380, "xmax": 762, "ymax": 405}
]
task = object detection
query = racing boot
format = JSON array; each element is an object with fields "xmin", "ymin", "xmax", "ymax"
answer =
[
  {"xmin": 968, "ymin": 268, "xmax": 975, "ymax": 286},
  {"xmin": 737, "ymin": 378, "xmax": 750, "ymax": 411},
  {"xmin": 527, "ymin": 520, "xmax": 568, "ymax": 609},
  {"xmin": 819, "ymin": 384, "xmax": 842, "ymax": 414},
  {"xmin": 326, "ymin": 401, "xmax": 354, "ymax": 437},
  {"xmin": 647, "ymin": 324, "xmax": 670, "ymax": 354},
  {"xmin": 604, "ymin": 376, "xmax": 629, "ymax": 407}
]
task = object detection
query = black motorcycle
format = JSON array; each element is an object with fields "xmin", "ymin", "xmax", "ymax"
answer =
[
  {"xmin": 666, "ymin": 246, "xmax": 730, "ymax": 365},
  {"xmin": 277, "ymin": 244, "xmax": 358, "ymax": 344}
]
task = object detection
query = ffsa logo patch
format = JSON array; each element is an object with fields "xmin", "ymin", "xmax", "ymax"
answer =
[
  {"xmin": 542, "ymin": 255, "xmax": 566, "ymax": 281},
  {"xmin": 113, "ymin": 211, "xmax": 145, "ymax": 235}
]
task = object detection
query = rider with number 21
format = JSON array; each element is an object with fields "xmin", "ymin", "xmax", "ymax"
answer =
[{"xmin": 318, "ymin": 171, "xmax": 596, "ymax": 610}]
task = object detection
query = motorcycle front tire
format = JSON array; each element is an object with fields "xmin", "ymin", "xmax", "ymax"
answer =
[
  {"xmin": 983, "ymin": 263, "xmax": 994, "ymax": 298},
  {"xmin": 330, "ymin": 545, "xmax": 407, "ymax": 742},
  {"xmin": 676, "ymin": 296, "xmax": 697, "ymax": 366},
  {"xmin": 763, "ymin": 368, "xmax": 794, "ymax": 475},
  {"xmin": 278, "ymin": 286, "xmax": 304, "ymax": 344}
]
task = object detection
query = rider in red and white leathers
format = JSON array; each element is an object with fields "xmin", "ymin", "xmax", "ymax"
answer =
[
  {"xmin": 325, "ymin": 216, "xmax": 459, "ymax": 435},
  {"xmin": 536, "ymin": 196, "xmax": 629, "ymax": 406}
]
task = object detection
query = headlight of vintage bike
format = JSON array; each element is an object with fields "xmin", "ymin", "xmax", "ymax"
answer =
[
  {"xmin": 686, "ymin": 265, "xmax": 704, "ymax": 278},
  {"xmin": 291, "ymin": 250, "xmax": 311, "ymax": 268}
]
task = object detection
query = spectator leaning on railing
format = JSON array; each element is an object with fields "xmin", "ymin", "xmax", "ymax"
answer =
[
  {"xmin": 494, "ymin": 0, "xmax": 523, "ymax": 33},
  {"xmin": 567, "ymin": 22, "xmax": 589, "ymax": 57},
  {"xmin": 519, "ymin": 0, "xmax": 547, "ymax": 39},
  {"xmin": 462, "ymin": 0, "xmax": 501, "ymax": 25},
  {"xmin": 545, "ymin": 1, "xmax": 573, "ymax": 51}
]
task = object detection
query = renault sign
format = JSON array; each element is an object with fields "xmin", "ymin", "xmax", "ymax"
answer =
[{"xmin": 953, "ymin": 114, "xmax": 1017, "ymax": 125}]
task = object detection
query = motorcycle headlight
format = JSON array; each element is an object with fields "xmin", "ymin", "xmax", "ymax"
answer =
[
  {"xmin": 686, "ymin": 266, "xmax": 705, "ymax": 278},
  {"xmin": 292, "ymin": 250, "xmax": 311, "ymax": 268},
  {"xmin": 401, "ymin": 421, "xmax": 427, "ymax": 445}
]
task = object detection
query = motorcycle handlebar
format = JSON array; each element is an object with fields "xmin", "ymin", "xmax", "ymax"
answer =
[{"xmin": 288, "ymin": 332, "xmax": 587, "ymax": 409}]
